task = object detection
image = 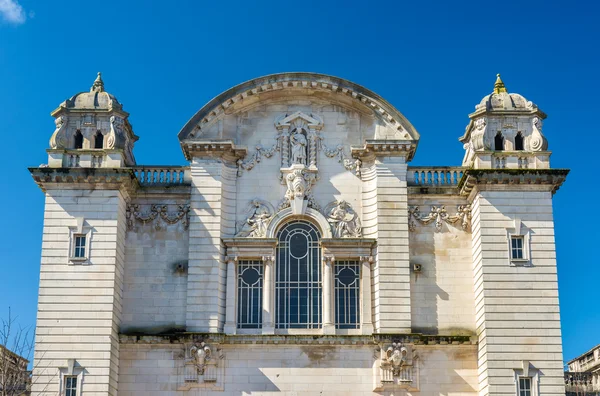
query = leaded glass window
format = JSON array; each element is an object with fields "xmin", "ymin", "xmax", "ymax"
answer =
[
  {"xmin": 335, "ymin": 261, "xmax": 360, "ymax": 329},
  {"xmin": 237, "ymin": 260, "xmax": 262, "ymax": 329},
  {"xmin": 276, "ymin": 220, "xmax": 322, "ymax": 329}
]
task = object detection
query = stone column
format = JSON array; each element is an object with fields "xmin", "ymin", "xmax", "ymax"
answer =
[
  {"xmin": 262, "ymin": 255, "xmax": 275, "ymax": 334},
  {"xmin": 360, "ymin": 255, "xmax": 374, "ymax": 334},
  {"xmin": 308, "ymin": 127, "xmax": 318, "ymax": 169},
  {"xmin": 322, "ymin": 255, "xmax": 335, "ymax": 334},
  {"xmin": 223, "ymin": 256, "xmax": 237, "ymax": 335}
]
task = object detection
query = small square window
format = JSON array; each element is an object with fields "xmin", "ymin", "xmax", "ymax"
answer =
[
  {"xmin": 518, "ymin": 377, "xmax": 531, "ymax": 396},
  {"xmin": 73, "ymin": 235, "xmax": 86, "ymax": 258},
  {"xmin": 511, "ymin": 236, "xmax": 524, "ymax": 259},
  {"xmin": 65, "ymin": 375, "xmax": 77, "ymax": 396}
]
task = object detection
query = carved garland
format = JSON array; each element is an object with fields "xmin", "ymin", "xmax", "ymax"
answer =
[
  {"xmin": 408, "ymin": 205, "xmax": 471, "ymax": 232},
  {"xmin": 126, "ymin": 204, "xmax": 190, "ymax": 231}
]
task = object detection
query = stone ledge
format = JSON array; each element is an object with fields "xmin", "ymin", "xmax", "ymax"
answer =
[
  {"xmin": 459, "ymin": 168, "xmax": 569, "ymax": 196},
  {"xmin": 119, "ymin": 333, "xmax": 476, "ymax": 346}
]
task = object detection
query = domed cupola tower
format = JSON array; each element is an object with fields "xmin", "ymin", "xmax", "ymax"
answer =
[
  {"xmin": 47, "ymin": 72, "xmax": 138, "ymax": 168},
  {"xmin": 459, "ymin": 74, "xmax": 549, "ymax": 169}
]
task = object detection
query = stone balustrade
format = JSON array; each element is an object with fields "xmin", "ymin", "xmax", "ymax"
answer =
[
  {"xmin": 130, "ymin": 166, "xmax": 191, "ymax": 186},
  {"xmin": 407, "ymin": 167, "xmax": 465, "ymax": 186},
  {"xmin": 565, "ymin": 371, "xmax": 600, "ymax": 395}
]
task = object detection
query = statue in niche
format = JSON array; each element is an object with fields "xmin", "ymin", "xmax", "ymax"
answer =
[
  {"xmin": 235, "ymin": 199, "xmax": 273, "ymax": 238},
  {"xmin": 290, "ymin": 127, "xmax": 307, "ymax": 165},
  {"xmin": 325, "ymin": 200, "xmax": 362, "ymax": 238}
]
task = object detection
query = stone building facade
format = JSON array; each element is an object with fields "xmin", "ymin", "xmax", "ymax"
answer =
[
  {"xmin": 565, "ymin": 344, "xmax": 600, "ymax": 395},
  {"xmin": 30, "ymin": 72, "xmax": 569, "ymax": 395}
]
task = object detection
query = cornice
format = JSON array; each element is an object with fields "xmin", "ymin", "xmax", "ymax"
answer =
[
  {"xmin": 29, "ymin": 167, "xmax": 138, "ymax": 192},
  {"xmin": 351, "ymin": 140, "xmax": 418, "ymax": 162},
  {"xmin": 459, "ymin": 168, "xmax": 569, "ymax": 196},
  {"xmin": 180, "ymin": 139, "xmax": 248, "ymax": 161}
]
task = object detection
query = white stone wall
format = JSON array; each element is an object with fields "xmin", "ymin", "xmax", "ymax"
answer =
[
  {"xmin": 121, "ymin": 201, "xmax": 189, "ymax": 332},
  {"xmin": 118, "ymin": 342, "xmax": 478, "ymax": 396},
  {"xmin": 32, "ymin": 188, "xmax": 126, "ymax": 396},
  {"xmin": 409, "ymin": 197, "xmax": 477, "ymax": 335},
  {"xmin": 471, "ymin": 189, "xmax": 565, "ymax": 396}
]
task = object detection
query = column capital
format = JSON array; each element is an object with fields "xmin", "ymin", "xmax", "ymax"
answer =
[
  {"xmin": 225, "ymin": 255, "xmax": 238, "ymax": 264},
  {"xmin": 323, "ymin": 255, "xmax": 335, "ymax": 264},
  {"xmin": 360, "ymin": 255, "xmax": 374, "ymax": 264},
  {"xmin": 261, "ymin": 255, "xmax": 275, "ymax": 263}
]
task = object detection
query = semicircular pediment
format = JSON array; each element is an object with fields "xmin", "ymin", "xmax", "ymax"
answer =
[{"xmin": 177, "ymin": 73, "xmax": 420, "ymax": 159}]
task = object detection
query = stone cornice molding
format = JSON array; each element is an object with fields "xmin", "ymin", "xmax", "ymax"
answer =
[
  {"xmin": 222, "ymin": 238, "xmax": 278, "ymax": 259},
  {"xmin": 178, "ymin": 73, "xmax": 420, "ymax": 143},
  {"xmin": 181, "ymin": 140, "xmax": 248, "ymax": 161},
  {"xmin": 29, "ymin": 167, "xmax": 138, "ymax": 192},
  {"xmin": 119, "ymin": 333, "xmax": 476, "ymax": 346},
  {"xmin": 351, "ymin": 140, "xmax": 418, "ymax": 162},
  {"xmin": 320, "ymin": 238, "xmax": 376, "ymax": 259},
  {"xmin": 458, "ymin": 168, "xmax": 569, "ymax": 197}
]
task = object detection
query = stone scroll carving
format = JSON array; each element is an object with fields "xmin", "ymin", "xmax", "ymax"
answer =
[
  {"xmin": 49, "ymin": 115, "xmax": 68, "ymax": 149},
  {"xmin": 408, "ymin": 205, "xmax": 472, "ymax": 232},
  {"xmin": 277, "ymin": 166, "xmax": 320, "ymax": 214},
  {"xmin": 235, "ymin": 199, "xmax": 274, "ymax": 238},
  {"xmin": 179, "ymin": 341, "xmax": 224, "ymax": 390},
  {"xmin": 324, "ymin": 200, "xmax": 362, "ymax": 238},
  {"xmin": 126, "ymin": 204, "xmax": 190, "ymax": 231}
]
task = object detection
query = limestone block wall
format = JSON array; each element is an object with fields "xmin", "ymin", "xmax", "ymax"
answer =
[
  {"xmin": 32, "ymin": 188, "xmax": 126, "ymax": 396},
  {"xmin": 409, "ymin": 197, "xmax": 476, "ymax": 335},
  {"xmin": 118, "ymin": 342, "xmax": 478, "ymax": 396},
  {"xmin": 471, "ymin": 189, "xmax": 565, "ymax": 396},
  {"xmin": 121, "ymin": 200, "xmax": 190, "ymax": 333}
]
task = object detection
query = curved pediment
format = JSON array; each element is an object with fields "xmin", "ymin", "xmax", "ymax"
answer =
[{"xmin": 178, "ymin": 73, "xmax": 419, "ymax": 159}]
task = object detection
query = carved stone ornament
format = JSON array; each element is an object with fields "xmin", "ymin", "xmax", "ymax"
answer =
[
  {"xmin": 235, "ymin": 111, "xmax": 361, "ymax": 178},
  {"xmin": 190, "ymin": 342, "xmax": 212, "ymax": 375},
  {"xmin": 235, "ymin": 199, "xmax": 274, "ymax": 238},
  {"xmin": 530, "ymin": 116, "xmax": 548, "ymax": 151},
  {"xmin": 126, "ymin": 204, "xmax": 190, "ymax": 231},
  {"xmin": 408, "ymin": 205, "xmax": 472, "ymax": 232},
  {"xmin": 376, "ymin": 342, "xmax": 418, "ymax": 390},
  {"xmin": 277, "ymin": 165, "xmax": 320, "ymax": 214},
  {"xmin": 49, "ymin": 115, "xmax": 68, "ymax": 149},
  {"xmin": 324, "ymin": 200, "xmax": 362, "ymax": 238}
]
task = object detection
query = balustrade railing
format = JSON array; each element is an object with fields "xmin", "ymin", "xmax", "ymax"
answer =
[
  {"xmin": 407, "ymin": 167, "xmax": 465, "ymax": 186},
  {"xmin": 565, "ymin": 372, "xmax": 600, "ymax": 394},
  {"xmin": 130, "ymin": 166, "xmax": 190, "ymax": 186}
]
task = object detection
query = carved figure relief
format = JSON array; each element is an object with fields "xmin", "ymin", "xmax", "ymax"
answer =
[
  {"xmin": 49, "ymin": 115, "xmax": 68, "ymax": 149},
  {"xmin": 408, "ymin": 205, "xmax": 472, "ymax": 232},
  {"xmin": 235, "ymin": 199, "xmax": 274, "ymax": 238},
  {"xmin": 324, "ymin": 200, "xmax": 362, "ymax": 238},
  {"xmin": 126, "ymin": 204, "xmax": 190, "ymax": 231}
]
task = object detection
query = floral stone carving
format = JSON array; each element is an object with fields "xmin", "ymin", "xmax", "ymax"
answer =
[
  {"xmin": 126, "ymin": 203, "xmax": 190, "ymax": 231},
  {"xmin": 235, "ymin": 199, "xmax": 274, "ymax": 238},
  {"xmin": 408, "ymin": 205, "xmax": 472, "ymax": 232},
  {"xmin": 324, "ymin": 200, "xmax": 362, "ymax": 238}
]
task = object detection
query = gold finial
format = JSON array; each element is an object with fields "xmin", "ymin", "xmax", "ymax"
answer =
[
  {"xmin": 494, "ymin": 73, "xmax": 507, "ymax": 94},
  {"xmin": 91, "ymin": 72, "xmax": 104, "ymax": 93}
]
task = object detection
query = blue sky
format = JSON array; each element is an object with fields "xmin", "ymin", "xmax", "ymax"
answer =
[{"xmin": 0, "ymin": 0, "xmax": 597, "ymax": 364}]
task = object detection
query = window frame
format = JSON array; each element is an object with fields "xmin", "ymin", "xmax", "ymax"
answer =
[
  {"xmin": 68, "ymin": 218, "xmax": 92, "ymax": 264},
  {"xmin": 334, "ymin": 260, "xmax": 361, "ymax": 330},
  {"xmin": 514, "ymin": 363, "xmax": 539, "ymax": 396},
  {"xmin": 507, "ymin": 218, "xmax": 531, "ymax": 267},
  {"xmin": 58, "ymin": 360, "xmax": 84, "ymax": 396},
  {"xmin": 236, "ymin": 259, "xmax": 263, "ymax": 330}
]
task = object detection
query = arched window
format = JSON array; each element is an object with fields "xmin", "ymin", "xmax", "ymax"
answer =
[
  {"xmin": 74, "ymin": 130, "xmax": 83, "ymax": 149},
  {"xmin": 494, "ymin": 131, "xmax": 504, "ymax": 151},
  {"xmin": 94, "ymin": 131, "xmax": 104, "ymax": 149},
  {"xmin": 276, "ymin": 220, "xmax": 321, "ymax": 329},
  {"xmin": 515, "ymin": 132, "xmax": 524, "ymax": 151}
]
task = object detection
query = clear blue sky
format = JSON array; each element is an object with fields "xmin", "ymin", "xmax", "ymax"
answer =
[{"xmin": 0, "ymin": 0, "xmax": 597, "ymax": 364}]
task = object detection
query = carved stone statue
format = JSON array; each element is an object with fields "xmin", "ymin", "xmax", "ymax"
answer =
[
  {"xmin": 235, "ymin": 200, "xmax": 273, "ymax": 238},
  {"xmin": 190, "ymin": 342, "xmax": 211, "ymax": 375},
  {"xmin": 290, "ymin": 128, "xmax": 307, "ymax": 165},
  {"xmin": 325, "ymin": 200, "xmax": 362, "ymax": 238}
]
